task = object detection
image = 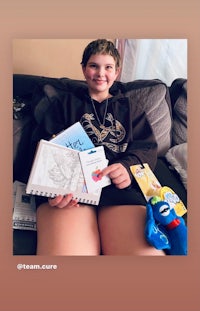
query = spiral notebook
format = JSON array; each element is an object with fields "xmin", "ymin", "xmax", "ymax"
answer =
[{"xmin": 26, "ymin": 139, "xmax": 102, "ymax": 205}]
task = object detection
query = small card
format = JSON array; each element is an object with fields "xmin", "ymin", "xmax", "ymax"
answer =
[
  {"xmin": 79, "ymin": 146, "xmax": 111, "ymax": 193},
  {"xmin": 50, "ymin": 122, "xmax": 94, "ymax": 151}
]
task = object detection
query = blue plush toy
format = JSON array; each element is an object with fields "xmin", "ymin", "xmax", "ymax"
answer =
[{"xmin": 145, "ymin": 196, "xmax": 187, "ymax": 255}]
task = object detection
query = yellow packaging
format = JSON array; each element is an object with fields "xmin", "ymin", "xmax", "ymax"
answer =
[
  {"xmin": 130, "ymin": 164, "xmax": 187, "ymax": 217},
  {"xmin": 159, "ymin": 186, "xmax": 187, "ymax": 217},
  {"xmin": 130, "ymin": 163, "xmax": 162, "ymax": 200}
]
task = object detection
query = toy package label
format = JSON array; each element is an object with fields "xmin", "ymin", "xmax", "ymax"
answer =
[
  {"xmin": 159, "ymin": 186, "xmax": 187, "ymax": 217},
  {"xmin": 130, "ymin": 163, "xmax": 162, "ymax": 200},
  {"xmin": 130, "ymin": 164, "xmax": 187, "ymax": 217}
]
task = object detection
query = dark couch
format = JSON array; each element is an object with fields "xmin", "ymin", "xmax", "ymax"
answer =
[{"xmin": 13, "ymin": 74, "xmax": 187, "ymax": 255}]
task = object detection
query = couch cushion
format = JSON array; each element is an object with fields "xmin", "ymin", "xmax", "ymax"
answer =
[
  {"xmin": 122, "ymin": 81, "xmax": 172, "ymax": 156},
  {"xmin": 165, "ymin": 143, "xmax": 187, "ymax": 190},
  {"xmin": 170, "ymin": 79, "xmax": 187, "ymax": 145}
]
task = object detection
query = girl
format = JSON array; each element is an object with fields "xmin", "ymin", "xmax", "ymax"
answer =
[{"xmin": 35, "ymin": 39, "xmax": 165, "ymax": 256}]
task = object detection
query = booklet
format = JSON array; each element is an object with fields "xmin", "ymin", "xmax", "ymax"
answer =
[
  {"xmin": 26, "ymin": 121, "xmax": 111, "ymax": 205},
  {"xmin": 50, "ymin": 121, "xmax": 95, "ymax": 151},
  {"xmin": 26, "ymin": 139, "xmax": 102, "ymax": 205}
]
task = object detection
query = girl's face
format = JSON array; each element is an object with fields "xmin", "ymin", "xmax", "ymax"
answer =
[{"xmin": 82, "ymin": 54, "xmax": 120, "ymax": 99}]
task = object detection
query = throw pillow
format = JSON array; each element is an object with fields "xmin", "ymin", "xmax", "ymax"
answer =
[
  {"xmin": 171, "ymin": 79, "xmax": 187, "ymax": 145},
  {"xmin": 121, "ymin": 81, "xmax": 172, "ymax": 156},
  {"xmin": 165, "ymin": 143, "xmax": 187, "ymax": 189}
]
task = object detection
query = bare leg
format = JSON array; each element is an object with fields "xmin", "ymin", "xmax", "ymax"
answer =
[
  {"xmin": 98, "ymin": 205, "xmax": 165, "ymax": 256},
  {"xmin": 36, "ymin": 203, "xmax": 100, "ymax": 256}
]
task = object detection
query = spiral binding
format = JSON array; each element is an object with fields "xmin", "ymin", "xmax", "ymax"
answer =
[{"xmin": 28, "ymin": 189, "xmax": 97, "ymax": 205}]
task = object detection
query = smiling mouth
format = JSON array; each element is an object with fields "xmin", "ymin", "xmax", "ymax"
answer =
[{"xmin": 94, "ymin": 79, "xmax": 106, "ymax": 83}]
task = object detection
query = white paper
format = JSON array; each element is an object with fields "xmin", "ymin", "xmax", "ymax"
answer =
[{"xmin": 79, "ymin": 146, "xmax": 111, "ymax": 193}]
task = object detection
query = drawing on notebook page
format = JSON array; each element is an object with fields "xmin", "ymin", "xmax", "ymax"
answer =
[{"xmin": 31, "ymin": 142, "xmax": 84, "ymax": 192}]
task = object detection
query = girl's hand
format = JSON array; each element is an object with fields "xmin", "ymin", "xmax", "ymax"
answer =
[
  {"xmin": 48, "ymin": 194, "xmax": 79, "ymax": 209},
  {"xmin": 100, "ymin": 163, "xmax": 131, "ymax": 189}
]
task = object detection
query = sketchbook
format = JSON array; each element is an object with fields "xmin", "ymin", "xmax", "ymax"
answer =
[{"xmin": 26, "ymin": 139, "xmax": 102, "ymax": 205}]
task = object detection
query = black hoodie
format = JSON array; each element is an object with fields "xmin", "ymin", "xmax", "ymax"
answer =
[{"xmin": 30, "ymin": 84, "xmax": 158, "ymax": 185}]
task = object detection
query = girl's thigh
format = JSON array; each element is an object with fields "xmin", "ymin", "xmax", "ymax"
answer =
[
  {"xmin": 98, "ymin": 205, "xmax": 165, "ymax": 256},
  {"xmin": 36, "ymin": 203, "xmax": 100, "ymax": 256}
]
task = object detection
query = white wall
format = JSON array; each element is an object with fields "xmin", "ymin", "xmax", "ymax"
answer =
[{"xmin": 13, "ymin": 39, "xmax": 114, "ymax": 80}]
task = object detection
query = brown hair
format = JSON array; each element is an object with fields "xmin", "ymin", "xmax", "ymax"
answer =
[{"xmin": 81, "ymin": 39, "xmax": 121, "ymax": 69}]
